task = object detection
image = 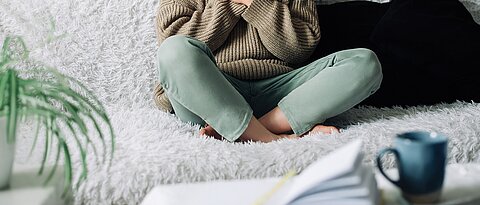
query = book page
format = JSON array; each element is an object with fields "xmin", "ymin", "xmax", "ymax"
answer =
[
  {"xmin": 141, "ymin": 178, "xmax": 283, "ymax": 205},
  {"xmin": 290, "ymin": 165, "xmax": 374, "ymax": 203},
  {"xmin": 281, "ymin": 140, "xmax": 363, "ymax": 204},
  {"xmin": 296, "ymin": 161, "xmax": 366, "ymax": 198}
]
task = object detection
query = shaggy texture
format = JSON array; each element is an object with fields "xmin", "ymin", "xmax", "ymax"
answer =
[{"xmin": 1, "ymin": 0, "xmax": 480, "ymax": 204}]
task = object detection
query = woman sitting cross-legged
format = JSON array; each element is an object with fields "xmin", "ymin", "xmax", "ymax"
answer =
[{"xmin": 154, "ymin": 0, "xmax": 382, "ymax": 142}]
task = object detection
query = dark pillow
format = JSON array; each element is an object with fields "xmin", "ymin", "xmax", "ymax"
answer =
[
  {"xmin": 310, "ymin": 0, "xmax": 480, "ymax": 106},
  {"xmin": 311, "ymin": 2, "xmax": 389, "ymax": 61},
  {"xmin": 367, "ymin": 0, "xmax": 480, "ymax": 106}
]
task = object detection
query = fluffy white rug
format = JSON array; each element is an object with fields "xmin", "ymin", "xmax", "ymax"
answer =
[{"xmin": 1, "ymin": 0, "xmax": 480, "ymax": 204}]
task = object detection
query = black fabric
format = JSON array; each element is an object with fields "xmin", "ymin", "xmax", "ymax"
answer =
[
  {"xmin": 310, "ymin": 0, "xmax": 480, "ymax": 107},
  {"xmin": 311, "ymin": 2, "xmax": 389, "ymax": 60}
]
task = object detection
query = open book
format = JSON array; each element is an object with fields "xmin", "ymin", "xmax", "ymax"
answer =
[{"xmin": 141, "ymin": 140, "xmax": 378, "ymax": 205}]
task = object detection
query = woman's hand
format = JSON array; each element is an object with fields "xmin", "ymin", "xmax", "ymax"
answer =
[{"xmin": 231, "ymin": 0, "xmax": 252, "ymax": 7}]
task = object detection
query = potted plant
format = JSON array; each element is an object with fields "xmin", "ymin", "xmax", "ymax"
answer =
[{"xmin": 0, "ymin": 36, "xmax": 115, "ymax": 194}]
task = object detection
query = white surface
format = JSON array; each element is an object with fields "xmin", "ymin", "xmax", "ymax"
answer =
[
  {"xmin": 377, "ymin": 163, "xmax": 480, "ymax": 205},
  {"xmin": 0, "ymin": 187, "xmax": 56, "ymax": 205},
  {"xmin": 0, "ymin": 165, "xmax": 71, "ymax": 205},
  {"xmin": 1, "ymin": 0, "xmax": 480, "ymax": 204}
]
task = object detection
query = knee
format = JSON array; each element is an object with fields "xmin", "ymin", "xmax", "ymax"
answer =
[
  {"xmin": 354, "ymin": 48, "xmax": 382, "ymax": 76},
  {"xmin": 156, "ymin": 35, "xmax": 192, "ymax": 71},
  {"xmin": 158, "ymin": 35, "xmax": 193, "ymax": 54},
  {"xmin": 352, "ymin": 48, "xmax": 383, "ymax": 87},
  {"xmin": 156, "ymin": 35, "xmax": 205, "ymax": 79}
]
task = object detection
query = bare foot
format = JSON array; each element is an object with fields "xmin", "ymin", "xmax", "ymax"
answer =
[
  {"xmin": 277, "ymin": 125, "xmax": 339, "ymax": 139},
  {"xmin": 305, "ymin": 124, "xmax": 339, "ymax": 136},
  {"xmin": 199, "ymin": 125, "xmax": 223, "ymax": 140},
  {"xmin": 278, "ymin": 133, "xmax": 299, "ymax": 140},
  {"xmin": 199, "ymin": 124, "xmax": 298, "ymax": 142},
  {"xmin": 199, "ymin": 123, "xmax": 338, "ymax": 142}
]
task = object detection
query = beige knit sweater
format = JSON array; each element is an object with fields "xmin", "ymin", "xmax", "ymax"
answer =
[{"xmin": 154, "ymin": 0, "xmax": 320, "ymax": 112}]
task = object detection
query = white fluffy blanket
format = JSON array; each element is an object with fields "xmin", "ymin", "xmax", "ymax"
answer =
[{"xmin": 1, "ymin": 0, "xmax": 479, "ymax": 204}]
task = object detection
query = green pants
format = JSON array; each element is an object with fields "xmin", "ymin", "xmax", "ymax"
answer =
[{"xmin": 157, "ymin": 35, "xmax": 382, "ymax": 142}]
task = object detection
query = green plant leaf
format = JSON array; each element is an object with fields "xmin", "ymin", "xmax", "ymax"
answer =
[
  {"xmin": 14, "ymin": 36, "xmax": 30, "ymax": 60},
  {"xmin": 0, "ymin": 36, "xmax": 29, "ymax": 70},
  {"xmin": 63, "ymin": 121, "xmax": 89, "ymax": 181},
  {"xmin": 7, "ymin": 69, "xmax": 18, "ymax": 143},
  {"xmin": 27, "ymin": 115, "xmax": 42, "ymax": 159},
  {"xmin": 44, "ymin": 136, "xmax": 61, "ymax": 187},
  {"xmin": 0, "ymin": 72, "xmax": 10, "ymax": 111},
  {"xmin": 1, "ymin": 35, "xmax": 116, "ymax": 195},
  {"xmin": 44, "ymin": 89, "xmax": 107, "ymax": 164},
  {"xmin": 32, "ymin": 84, "xmax": 110, "ymax": 155},
  {"xmin": 0, "ymin": 36, "xmax": 13, "ymax": 70},
  {"xmin": 50, "ymin": 101, "xmax": 90, "ymax": 185},
  {"xmin": 20, "ymin": 83, "xmax": 100, "ymax": 189},
  {"xmin": 63, "ymin": 121, "xmax": 89, "ymax": 190},
  {"xmin": 60, "ymin": 139, "xmax": 73, "ymax": 196},
  {"xmin": 31, "ymin": 90, "xmax": 97, "ymax": 146},
  {"xmin": 38, "ymin": 117, "xmax": 51, "ymax": 175}
]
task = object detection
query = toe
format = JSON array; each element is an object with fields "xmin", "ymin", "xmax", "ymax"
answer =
[
  {"xmin": 310, "ymin": 125, "xmax": 339, "ymax": 134},
  {"xmin": 199, "ymin": 128, "xmax": 206, "ymax": 136}
]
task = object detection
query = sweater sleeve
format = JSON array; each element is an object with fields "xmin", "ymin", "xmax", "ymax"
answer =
[
  {"xmin": 156, "ymin": 0, "xmax": 247, "ymax": 52},
  {"xmin": 241, "ymin": 0, "xmax": 320, "ymax": 64}
]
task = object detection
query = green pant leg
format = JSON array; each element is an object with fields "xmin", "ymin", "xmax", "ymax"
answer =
[
  {"xmin": 168, "ymin": 73, "xmax": 251, "ymax": 128},
  {"xmin": 169, "ymin": 97, "xmax": 206, "ymax": 127},
  {"xmin": 259, "ymin": 48, "xmax": 382, "ymax": 135},
  {"xmin": 249, "ymin": 56, "xmax": 337, "ymax": 117},
  {"xmin": 168, "ymin": 73, "xmax": 252, "ymax": 128},
  {"xmin": 156, "ymin": 35, "xmax": 253, "ymax": 142}
]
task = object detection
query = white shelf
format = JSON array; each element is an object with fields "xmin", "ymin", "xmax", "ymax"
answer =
[
  {"xmin": 377, "ymin": 163, "xmax": 480, "ymax": 205},
  {"xmin": 0, "ymin": 164, "xmax": 72, "ymax": 205}
]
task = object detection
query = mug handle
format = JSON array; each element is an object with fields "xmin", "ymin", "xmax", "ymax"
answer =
[{"xmin": 376, "ymin": 148, "xmax": 400, "ymax": 186}]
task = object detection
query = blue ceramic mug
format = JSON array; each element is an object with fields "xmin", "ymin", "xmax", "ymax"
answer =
[{"xmin": 376, "ymin": 131, "xmax": 448, "ymax": 203}]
